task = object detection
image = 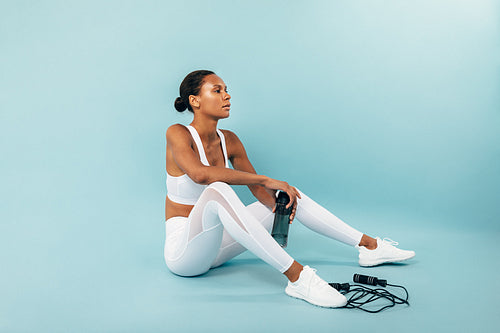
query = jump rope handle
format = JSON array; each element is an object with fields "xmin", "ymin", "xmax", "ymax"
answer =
[{"xmin": 353, "ymin": 274, "xmax": 387, "ymax": 287}]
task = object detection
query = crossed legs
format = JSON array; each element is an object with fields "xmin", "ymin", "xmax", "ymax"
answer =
[{"xmin": 164, "ymin": 182, "xmax": 367, "ymax": 277}]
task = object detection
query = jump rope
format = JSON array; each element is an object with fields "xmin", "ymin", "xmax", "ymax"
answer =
[
  {"xmin": 329, "ymin": 274, "xmax": 409, "ymax": 313},
  {"xmin": 272, "ymin": 192, "xmax": 410, "ymax": 312}
]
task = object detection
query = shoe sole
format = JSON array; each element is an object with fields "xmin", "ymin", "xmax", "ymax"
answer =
[
  {"xmin": 285, "ymin": 287, "xmax": 347, "ymax": 308},
  {"xmin": 359, "ymin": 253, "xmax": 415, "ymax": 267}
]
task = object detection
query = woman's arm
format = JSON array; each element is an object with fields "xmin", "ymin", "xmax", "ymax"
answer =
[
  {"xmin": 167, "ymin": 124, "xmax": 269, "ymax": 187},
  {"xmin": 167, "ymin": 125, "xmax": 300, "ymax": 216},
  {"xmin": 222, "ymin": 130, "xmax": 277, "ymax": 210},
  {"xmin": 223, "ymin": 129, "xmax": 301, "ymax": 222}
]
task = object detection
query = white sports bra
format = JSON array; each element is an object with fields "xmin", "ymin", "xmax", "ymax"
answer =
[{"xmin": 166, "ymin": 125, "xmax": 230, "ymax": 205}]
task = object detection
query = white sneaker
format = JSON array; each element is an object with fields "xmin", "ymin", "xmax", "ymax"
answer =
[
  {"xmin": 357, "ymin": 237, "xmax": 415, "ymax": 267},
  {"xmin": 285, "ymin": 266, "xmax": 347, "ymax": 308}
]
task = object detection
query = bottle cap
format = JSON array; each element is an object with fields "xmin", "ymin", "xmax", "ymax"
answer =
[{"xmin": 276, "ymin": 191, "xmax": 290, "ymax": 205}]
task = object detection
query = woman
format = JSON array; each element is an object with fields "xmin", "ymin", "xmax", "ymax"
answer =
[{"xmin": 165, "ymin": 70, "xmax": 415, "ymax": 308}]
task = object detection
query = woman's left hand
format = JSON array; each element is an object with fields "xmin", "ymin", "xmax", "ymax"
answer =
[
  {"xmin": 272, "ymin": 193, "xmax": 299, "ymax": 224},
  {"xmin": 289, "ymin": 199, "xmax": 298, "ymax": 224}
]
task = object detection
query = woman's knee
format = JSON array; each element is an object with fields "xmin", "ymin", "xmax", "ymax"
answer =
[
  {"xmin": 295, "ymin": 188, "xmax": 312, "ymax": 212},
  {"xmin": 296, "ymin": 188, "xmax": 306, "ymax": 203},
  {"xmin": 205, "ymin": 181, "xmax": 240, "ymax": 203},
  {"xmin": 207, "ymin": 181, "xmax": 233, "ymax": 193}
]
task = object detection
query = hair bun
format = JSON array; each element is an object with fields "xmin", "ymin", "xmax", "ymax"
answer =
[{"xmin": 174, "ymin": 97, "xmax": 187, "ymax": 112}]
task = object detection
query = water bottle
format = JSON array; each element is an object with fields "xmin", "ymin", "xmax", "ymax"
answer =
[{"xmin": 271, "ymin": 191, "xmax": 293, "ymax": 248}]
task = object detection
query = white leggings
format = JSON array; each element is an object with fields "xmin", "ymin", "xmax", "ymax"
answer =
[{"xmin": 164, "ymin": 182, "xmax": 363, "ymax": 277}]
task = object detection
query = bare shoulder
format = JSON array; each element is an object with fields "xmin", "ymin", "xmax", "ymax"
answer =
[
  {"xmin": 166, "ymin": 123, "xmax": 191, "ymax": 143},
  {"xmin": 219, "ymin": 129, "xmax": 246, "ymax": 157},
  {"xmin": 220, "ymin": 129, "xmax": 243, "ymax": 146},
  {"xmin": 220, "ymin": 128, "xmax": 237, "ymax": 140}
]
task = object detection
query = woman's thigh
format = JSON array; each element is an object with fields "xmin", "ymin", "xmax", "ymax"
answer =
[
  {"xmin": 164, "ymin": 199, "xmax": 274, "ymax": 275},
  {"xmin": 164, "ymin": 210, "xmax": 224, "ymax": 277},
  {"xmin": 218, "ymin": 201, "xmax": 274, "ymax": 247},
  {"xmin": 245, "ymin": 201, "xmax": 274, "ymax": 228},
  {"xmin": 209, "ymin": 201, "xmax": 274, "ymax": 268}
]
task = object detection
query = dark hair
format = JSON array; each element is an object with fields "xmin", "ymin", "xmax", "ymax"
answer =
[{"xmin": 174, "ymin": 70, "xmax": 215, "ymax": 113}]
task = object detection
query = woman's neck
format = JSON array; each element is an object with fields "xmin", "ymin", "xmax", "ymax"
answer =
[{"xmin": 190, "ymin": 116, "xmax": 219, "ymax": 142}]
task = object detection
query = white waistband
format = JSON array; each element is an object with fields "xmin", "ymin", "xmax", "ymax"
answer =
[
  {"xmin": 167, "ymin": 193, "xmax": 198, "ymax": 206},
  {"xmin": 165, "ymin": 216, "xmax": 188, "ymax": 224}
]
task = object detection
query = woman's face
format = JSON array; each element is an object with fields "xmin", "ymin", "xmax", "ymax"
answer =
[{"xmin": 192, "ymin": 74, "xmax": 231, "ymax": 119}]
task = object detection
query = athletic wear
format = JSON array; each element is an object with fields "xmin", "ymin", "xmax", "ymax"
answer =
[
  {"xmin": 357, "ymin": 237, "xmax": 415, "ymax": 267},
  {"xmin": 164, "ymin": 125, "xmax": 416, "ymax": 308},
  {"xmin": 165, "ymin": 181, "xmax": 294, "ymax": 276},
  {"xmin": 164, "ymin": 182, "xmax": 364, "ymax": 276},
  {"xmin": 295, "ymin": 189, "xmax": 364, "ymax": 246},
  {"xmin": 166, "ymin": 125, "xmax": 229, "ymax": 205},
  {"xmin": 285, "ymin": 265, "xmax": 347, "ymax": 308}
]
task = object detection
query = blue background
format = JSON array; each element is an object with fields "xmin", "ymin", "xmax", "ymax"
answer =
[{"xmin": 1, "ymin": 1, "xmax": 499, "ymax": 332}]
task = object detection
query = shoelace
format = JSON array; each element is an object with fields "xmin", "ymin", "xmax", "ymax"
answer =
[
  {"xmin": 308, "ymin": 268, "xmax": 329, "ymax": 288},
  {"xmin": 381, "ymin": 237, "xmax": 399, "ymax": 246}
]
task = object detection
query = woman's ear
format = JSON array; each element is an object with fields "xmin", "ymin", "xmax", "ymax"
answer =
[{"xmin": 189, "ymin": 95, "xmax": 200, "ymax": 109}]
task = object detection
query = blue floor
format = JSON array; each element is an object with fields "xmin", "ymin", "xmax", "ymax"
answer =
[
  {"xmin": 2, "ymin": 1, "xmax": 498, "ymax": 332},
  {"xmin": 2, "ymin": 201, "xmax": 499, "ymax": 333}
]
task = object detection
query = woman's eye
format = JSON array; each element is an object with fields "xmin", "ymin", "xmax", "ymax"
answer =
[{"xmin": 215, "ymin": 89, "xmax": 220, "ymax": 93}]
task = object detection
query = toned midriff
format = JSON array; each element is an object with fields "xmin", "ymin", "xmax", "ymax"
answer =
[{"xmin": 165, "ymin": 195, "xmax": 194, "ymax": 221}]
